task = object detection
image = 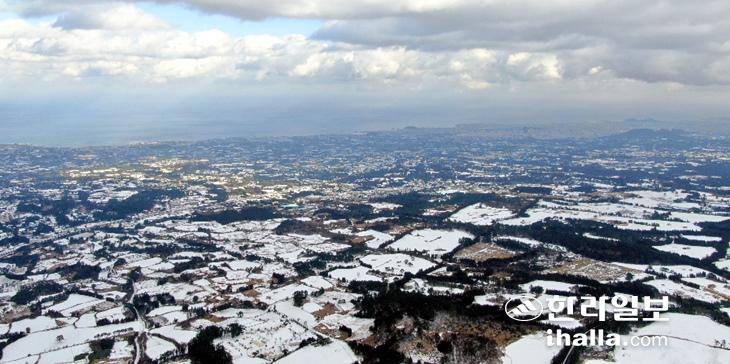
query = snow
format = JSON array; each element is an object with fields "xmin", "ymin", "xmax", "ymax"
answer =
[
  {"xmin": 46, "ymin": 294, "xmax": 104, "ymax": 316},
  {"xmin": 147, "ymin": 305, "xmax": 188, "ymax": 325},
  {"xmin": 683, "ymin": 277, "xmax": 730, "ymax": 297},
  {"xmin": 273, "ymin": 340, "xmax": 357, "ymax": 364},
  {"xmin": 135, "ymin": 281, "xmax": 206, "ymax": 303},
  {"xmin": 75, "ymin": 312, "xmax": 98, "ymax": 328},
  {"xmin": 715, "ymin": 259, "xmax": 730, "ymax": 271},
  {"xmin": 403, "ymin": 278, "xmax": 464, "ymax": 295},
  {"xmin": 369, "ymin": 202, "xmax": 401, "ymax": 212},
  {"xmin": 146, "ymin": 336, "xmax": 177, "ymax": 361},
  {"xmin": 328, "ymin": 266, "xmax": 382, "ymax": 282},
  {"xmin": 109, "ymin": 339, "xmax": 133, "ymax": 360},
  {"xmin": 145, "ymin": 261, "xmax": 175, "ymax": 272},
  {"xmin": 8, "ymin": 315, "xmax": 58, "ymax": 333},
  {"xmin": 388, "ymin": 229, "xmax": 474, "ymax": 255},
  {"xmin": 501, "ymin": 333, "xmax": 562, "ymax": 364},
  {"xmin": 151, "ymin": 325, "xmax": 197, "ymax": 345},
  {"xmin": 224, "ymin": 260, "xmax": 262, "ymax": 271},
  {"xmin": 308, "ymin": 291, "xmax": 359, "ymax": 313},
  {"xmin": 498, "ymin": 199, "xmax": 721, "ymax": 231},
  {"xmin": 259, "ymin": 284, "xmax": 317, "ymax": 305},
  {"xmin": 317, "ymin": 314, "xmax": 374, "ymax": 341},
  {"xmin": 610, "ymin": 263, "xmax": 712, "ymax": 278},
  {"xmin": 274, "ymin": 301, "xmax": 317, "ymax": 328},
  {"xmin": 360, "ymin": 253, "xmax": 436, "ymax": 275},
  {"xmin": 356, "ymin": 230, "xmax": 393, "ymax": 249},
  {"xmin": 1, "ymin": 321, "xmax": 143, "ymax": 362},
  {"xmin": 301, "ymin": 276, "xmax": 334, "ymax": 290},
  {"xmin": 653, "ymin": 243, "xmax": 716, "ymax": 259},
  {"xmin": 610, "ymin": 313, "xmax": 730, "ymax": 364},
  {"xmin": 448, "ymin": 204, "xmax": 515, "ymax": 226},
  {"xmin": 583, "ymin": 233, "xmax": 618, "ymax": 241},
  {"xmin": 607, "ymin": 216, "xmax": 700, "ymax": 232},
  {"xmin": 473, "ymin": 292, "xmax": 526, "ymax": 306},
  {"xmin": 37, "ymin": 344, "xmax": 91, "ymax": 364},
  {"xmin": 126, "ymin": 257, "xmax": 163, "ymax": 269},
  {"xmin": 493, "ymin": 235, "xmax": 542, "ymax": 247},
  {"xmin": 646, "ymin": 279, "xmax": 719, "ymax": 303},
  {"xmin": 670, "ymin": 211, "xmax": 730, "ymax": 224},
  {"xmin": 682, "ymin": 235, "xmax": 723, "ymax": 242},
  {"xmin": 520, "ymin": 280, "xmax": 580, "ymax": 293},
  {"xmin": 302, "ymin": 302, "xmax": 322, "ymax": 313},
  {"xmin": 148, "ymin": 305, "xmax": 183, "ymax": 317},
  {"xmin": 539, "ymin": 317, "xmax": 583, "ymax": 329},
  {"xmin": 96, "ymin": 306, "xmax": 128, "ymax": 322},
  {"xmin": 621, "ymin": 190, "xmax": 693, "ymax": 210},
  {"xmin": 208, "ymin": 308, "xmax": 317, "ymax": 362}
]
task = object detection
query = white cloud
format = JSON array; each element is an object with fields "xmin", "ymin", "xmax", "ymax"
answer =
[
  {"xmin": 0, "ymin": 7, "xmax": 577, "ymax": 89},
  {"xmin": 53, "ymin": 3, "xmax": 170, "ymax": 30},
  {"xmin": 152, "ymin": 56, "xmax": 230, "ymax": 81},
  {"xmin": 1, "ymin": 0, "xmax": 730, "ymax": 89},
  {"xmin": 153, "ymin": 0, "xmax": 465, "ymax": 20},
  {"xmin": 309, "ymin": 0, "xmax": 730, "ymax": 85}
]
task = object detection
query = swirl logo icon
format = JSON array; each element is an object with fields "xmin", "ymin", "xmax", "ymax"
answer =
[{"xmin": 504, "ymin": 296, "xmax": 543, "ymax": 321}]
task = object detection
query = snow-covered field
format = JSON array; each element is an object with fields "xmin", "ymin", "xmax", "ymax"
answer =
[
  {"xmin": 259, "ymin": 283, "xmax": 318, "ymax": 305},
  {"xmin": 1, "ymin": 321, "xmax": 143, "ymax": 362},
  {"xmin": 369, "ymin": 202, "xmax": 401, "ymax": 212},
  {"xmin": 7, "ymin": 315, "xmax": 58, "ymax": 334},
  {"xmin": 45, "ymin": 293, "xmax": 105, "ymax": 317},
  {"xmin": 151, "ymin": 325, "xmax": 197, "ymax": 345},
  {"xmin": 328, "ymin": 266, "xmax": 382, "ymax": 282},
  {"xmin": 360, "ymin": 253, "xmax": 436, "ymax": 275},
  {"xmin": 621, "ymin": 190, "xmax": 697, "ymax": 210},
  {"xmin": 498, "ymin": 199, "xmax": 728, "ymax": 232},
  {"xmin": 683, "ymin": 277, "xmax": 730, "ymax": 298},
  {"xmin": 36, "ymin": 344, "xmax": 91, "ymax": 364},
  {"xmin": 204, "ymin": 308, "xmax": 318, "ymax": 362},
  {"xmin": 493, "ymin": 235, "xmax": 545, "ymax": 248},
  {"xmin": 682, "ymin": 234, "xmax": 723, "ymax": 242},
  {"xmin": 301, "ymin": 275, "xmax": 335, "ymax": 289},
  {"xmin": 356, "ymin": 229, "xmax": 394, "ymax": 249},
  {"xmin": 520, "ymin": 280, "xmax": 581, "ymax": 293},
  {"xmin": 646, "ymin": 279, "xmax": 720, "ymax": 303},
  {"xmin": 473, "ymin": 292, "xmax": 524, "ymax": 306},
  {"xmin": 273, "ymin": 340, "xmax": 357, "ymax": 364},
  {"xmin": 108, "ymin": 340, "xmax": 133, "ymax": 361},
  {"xmin": 96, "ymin": 306, "xmax": 128, "ymax": 323},
  {"xmin": 500, "ymin": 332, "xmax": 563, "ymax": 364},
  {"xmin": 403, "ymin": 278, "xmax": 464, "ymax": 296},
  {"xmin": 449, "ymin": 204, "xmax": 514, "ymax": 226},
  {"xmin": 388, "ymin": 229, "xmax": 474, "ymax": 255},
  {"xmin": 715, "ymin": 259, "xmax": 730, "ymax": 271},
  {"xmin": 583, "ymin": 233, "xmax": 619, "ymax": 241},
  {"xmin": 653, "ymin": 243, "xmax": 716, "ymax": 259},
  {"xmin": 147, "ymin": 306, "xmax": 188, "ymax": 324},
  {"xmin": 317, "ymin": 314, "xmax": 374, "ymax": 341},
  {"xmin": 145, "ymin": 336, "xmax": 177, "ymax": 361},
  {"xmin": 608, "ymin": 313, "xmax": 730, "ymax": 364},
  {"xmin": 611, "ymin": 263, "xmax": 712, "ymax": 278}
]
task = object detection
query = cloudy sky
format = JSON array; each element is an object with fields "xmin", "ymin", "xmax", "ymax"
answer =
[{"xmin": 1, "ymin": 0, "xmax": 729, "ymax": 144}]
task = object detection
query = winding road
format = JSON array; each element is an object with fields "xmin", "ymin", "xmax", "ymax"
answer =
[{"xmin": 128, "ymin": 283, "xmax": 149, "ymax": 364}]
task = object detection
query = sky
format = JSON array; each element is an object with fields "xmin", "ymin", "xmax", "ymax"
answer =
[{"xmin": 1, "ymin": 0, "xmax": 729, "ymax": 145}]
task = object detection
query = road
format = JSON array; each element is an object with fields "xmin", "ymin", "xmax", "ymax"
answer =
[{"xmin": 128, "ymin": 281, "xmax": 148, "ymax": 364}]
